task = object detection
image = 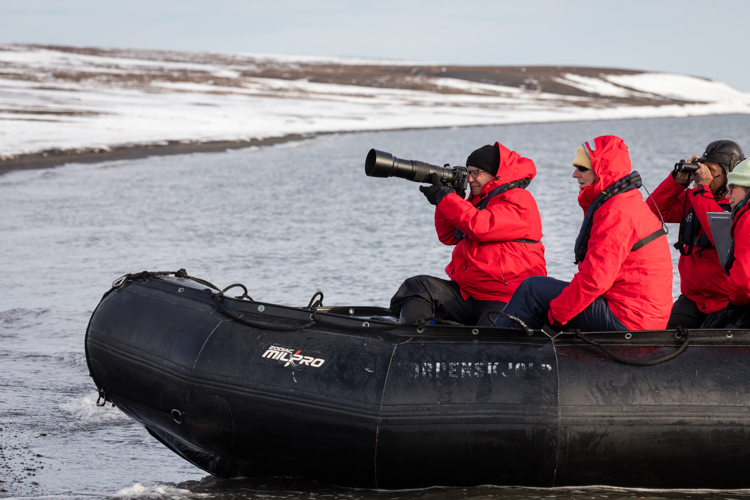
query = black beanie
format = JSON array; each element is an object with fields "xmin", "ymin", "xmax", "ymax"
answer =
[{"xmin": 466, "ymin": 145, "xmax": 500, "ymax": 176}]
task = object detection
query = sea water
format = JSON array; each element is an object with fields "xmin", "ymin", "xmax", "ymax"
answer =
[{"xmin": 2, "ymin": 115, "xmax": 750, "ymax": 499}]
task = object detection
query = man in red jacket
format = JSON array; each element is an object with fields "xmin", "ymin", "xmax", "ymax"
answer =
[
  {"xmin": 389, "ymin": 143, "xmax": 546, "ymax": 326},
  {"xmin": 647, "ymin": 140, "xmax": 745, "ymax": 328},
  {"xmin": 496, "ymin": 135, "xmax": 673, "ymax": 332}
]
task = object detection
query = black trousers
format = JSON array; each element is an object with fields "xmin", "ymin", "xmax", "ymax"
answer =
[
  {"xmin": 667, "ymin": 294, "xmax": 707, "ymax": 329},
  {"xmin": 389, "ymin": 275, "xmax": 507, "ymax": 327}
]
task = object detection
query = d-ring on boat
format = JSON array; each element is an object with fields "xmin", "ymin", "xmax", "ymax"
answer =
[{"xmin": 85, "ymin": 270, "xmax": 750, "ymax": 489}]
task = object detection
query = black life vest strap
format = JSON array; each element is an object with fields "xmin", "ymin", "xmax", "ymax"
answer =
[
  {"xmin": 631, "ymin": 227, "xmax": 667, "ymax": 252},
  {"xmin": 512, "ymin": 238, "xmax": 539, "ymax": 244},
  {"xmin": 676, "ymin": 189, "xmax": 731, "ymax": 256},
  {"xmin": 724, "ymin": 190, "xmax": 750, "ymax": 273},
  {"xmin": 455, "ymin": 178, "xmax": 531, "ymax": 242}
]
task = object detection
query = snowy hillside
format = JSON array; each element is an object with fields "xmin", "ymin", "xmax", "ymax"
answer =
[{"xmin": 1, "ymin": 43, "xmax": 749, "ymax": 161}]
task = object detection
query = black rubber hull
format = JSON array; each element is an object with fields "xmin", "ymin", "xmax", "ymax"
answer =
[{"xmin": 85, "ymin": 276, "xmax": 750, "ymax": 488}]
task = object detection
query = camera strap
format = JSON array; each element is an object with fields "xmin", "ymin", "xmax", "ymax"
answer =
[{"xmin": 454, "ymin": 178, "xmax": 536, "ymax": 243}]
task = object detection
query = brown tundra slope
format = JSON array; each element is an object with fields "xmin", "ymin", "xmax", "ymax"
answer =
[{"xmin": 1, "ymin": 43, "xmax": 747, "ymax": 171}]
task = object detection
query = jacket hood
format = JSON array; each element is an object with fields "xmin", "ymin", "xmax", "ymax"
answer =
[
  {"xmin": 474, "ymin": 142, "xmax": 536, "ymax": 198},
  {"xmin": 578, "ymin": 135, "xmax": 633, "ymax": 210}
]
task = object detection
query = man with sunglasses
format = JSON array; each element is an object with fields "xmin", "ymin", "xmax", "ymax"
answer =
[
  {"xmin": 495, "ymin": 135, "xmax": 673, "ymax": 332},
  {"xmin": 388, "ymin": 142, "xmax": 546, "ymax": 326},
  {"xmin": 647, "ymin": 140, "xmax": 745, "ymax": 329}
]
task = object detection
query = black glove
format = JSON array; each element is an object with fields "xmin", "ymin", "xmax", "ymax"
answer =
[
  {"xmin": 419, "ymin": 173, "xmax": 454, "ymax": 206},
  {"xmin": 543, "ymin": 311, "xmax": 565, "ymax": 333}
]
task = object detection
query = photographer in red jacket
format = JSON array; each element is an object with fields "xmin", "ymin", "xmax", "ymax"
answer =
[
  {"xmin": 390, "ymin": 143, "xmax": 546, "ymax": 326},
  {"xmin": 495, "ymin": 135, "xmax": 673, "ymax": 332},
  {"xmin": 647, "ymin": 140, "xmax": 745, "ymax": 328}
]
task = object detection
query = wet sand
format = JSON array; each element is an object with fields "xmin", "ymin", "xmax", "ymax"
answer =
[{"xmin": 0, "ymin": 133, "xmax": 319, "ymax": 175}]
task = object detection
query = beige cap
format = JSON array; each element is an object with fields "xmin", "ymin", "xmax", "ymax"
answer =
[{"xmin": 572, "ymin": 146, "xmax": 592, "ymax": 170}]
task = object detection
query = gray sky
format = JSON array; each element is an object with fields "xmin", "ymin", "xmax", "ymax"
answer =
[{"xmin": 3, "ymin": 0, "xmax": 749, "ymax": 91}]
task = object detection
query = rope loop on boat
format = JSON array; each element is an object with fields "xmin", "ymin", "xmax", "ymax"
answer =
[
  {"xmin": 487, "ymin": 310, "xmax": 533, "ymax": 335},
  {"xmin": 574, "ymin": 328, "xmax": 691, "ymax": 366},
  {"xmin": 306, "ymin": 291, "xmax": 324, "ymax": 309},
  {"xmin": 218, "ymin": 283, "xmax": 253, "ymax": 301}
]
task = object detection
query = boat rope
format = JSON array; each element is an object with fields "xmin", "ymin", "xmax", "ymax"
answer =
[
  {"xmin": 111, "ymin": 269, "xmax": 221, "ymax": 292},
  {"xmin": 106, "ymin": 271, "xmax": 750, "ymax": 344},
  {"xmin": 306, "ymin": 291, "xmax": 324, "ymax": 309},
  {"xmin": 487, "ymin": 310, "xmax": 533, "ymax": 335},
  {"xmin": 212, "ymin": 292, "xmax": 460, "ymax": 332},
  {"xmin": 573, "ymin": 327, "xmax": 691, "ymax": 366},
  {"xmin": 109, "ymin": 270, "xmax": 462, "ymax": 333}
]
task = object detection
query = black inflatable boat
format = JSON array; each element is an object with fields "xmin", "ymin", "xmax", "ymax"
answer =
[{"xmin": 85, "ymin": 270, "xmax": 750, "ymax": 489}]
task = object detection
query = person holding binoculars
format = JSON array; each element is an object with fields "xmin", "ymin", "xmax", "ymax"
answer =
[
  {"xmin": 647, "ymin": 140, "xmax": 745, "ymax": 329},
  {"xmin": 370, "ymin": 143, "xmax": 547, "ymax": 326}
]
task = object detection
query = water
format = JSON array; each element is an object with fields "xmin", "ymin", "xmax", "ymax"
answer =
[{"xmin": 2, "ymin": 115, "xmax": 750, "ymax": 499}]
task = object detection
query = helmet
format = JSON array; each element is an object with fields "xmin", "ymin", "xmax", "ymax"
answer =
[{"xmin": 698, "ymin": 140, "xmax": 745, "ymax": 173}]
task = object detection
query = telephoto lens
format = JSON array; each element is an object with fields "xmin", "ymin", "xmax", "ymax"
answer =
[{"xmin": 364, "ymin": 149, "xmax": 468, "ymax": 193}]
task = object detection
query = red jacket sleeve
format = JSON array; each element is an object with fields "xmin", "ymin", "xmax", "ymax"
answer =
[
  {"xmin": 689, "ymin": 185, "xmax": 727, "ymax": 246},
  {"xmin": 435, "ymin": 191, "xmax": 537, "ymax": 242},
  {"xmin": 729, "ymin": 216, "xmax": 750, "ymax": 306},
  {"xmin": 435, "ymin": 197, "xmax": 459, "ymax": 245},
  {"xmin": 548, "ymin": 205, "xmax": 639, "ymax": 325},
  {"xmin": 647, "ymin": 174, "xmax": 688, "ymax": 223}
]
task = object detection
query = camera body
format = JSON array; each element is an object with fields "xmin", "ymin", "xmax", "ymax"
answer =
[
  {"xmin": 674, "ymin": 159, "xmax": 700, "ymax": 173},
  {"xmin": 365, "ymin": 149, "xmax": 469, "ymax": 194}
]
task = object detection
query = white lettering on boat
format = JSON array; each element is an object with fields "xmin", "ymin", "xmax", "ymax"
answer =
[
  {"xmin": 410, "ymin": 361, "xmax": 553, "ymax": 379},
  {"xmin": 261, "ymin": 345, "xmax": 327, "ymax": 370}
]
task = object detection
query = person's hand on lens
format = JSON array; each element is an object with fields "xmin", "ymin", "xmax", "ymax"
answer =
[{"xmin": 420, "ymin": 173, "xmax": 454, "ymax": 206}]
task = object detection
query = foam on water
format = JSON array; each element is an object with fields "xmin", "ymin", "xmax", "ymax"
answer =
[
  {"xmin": 114, "ymin": 483, "xmax": 207, "ymax": 499},
  {"xmin": 58, "ymin": 394, "xmax": 130, "ymax": 425}
]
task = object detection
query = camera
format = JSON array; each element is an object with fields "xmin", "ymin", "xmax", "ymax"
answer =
[
  {"xmin": 365, "ymin": 149, "xmax": 469, "ymax": 194},
  {"xmin": 674, "ymin": 160, "xmax": 700, "ymax": 173}
]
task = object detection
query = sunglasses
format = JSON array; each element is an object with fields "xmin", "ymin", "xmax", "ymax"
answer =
[{"xmin": 574, "ymin": 165, "xmax": 589, "ymax": 173}]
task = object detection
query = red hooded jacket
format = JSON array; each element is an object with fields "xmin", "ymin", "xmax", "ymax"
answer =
[
  {"xmin": 548, "ymin": 136, "xmax": 673, "ymax": 331},
  {"xmin": 728, "ymin": 203, "xmax": 750, "ymax": 305},
  {"xmin": 647, "ymin": 175, "xmax": 730, "ymax": 314},
  {"xmin": 434, "ymin": 142, "xmax": 546, "ymax": 302}
]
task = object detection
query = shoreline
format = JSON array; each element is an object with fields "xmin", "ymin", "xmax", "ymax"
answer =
[
  {"xmin": 0, "ymin": 133, "xmax": 323, "ymax": 176},
  {"xmin": 2, "ymin": 113, "xmax": 748, "ymax": 176}
]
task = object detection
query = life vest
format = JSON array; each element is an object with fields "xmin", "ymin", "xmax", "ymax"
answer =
[
  {"xmin": 454, "ymin": 178, "xmax": 538, "ymax": 244},
  {"xmin": 574, "ymin": 171, "xmax": 666, "ymax": 264},
  {"xmin": 676, "ymin": 187, "xmax": 731, "ymax": 256},
  {"xmin": 725, "ymin": 190, "xmax": 750, "ymax": 273}
]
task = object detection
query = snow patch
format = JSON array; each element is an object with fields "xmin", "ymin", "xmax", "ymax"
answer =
[
  {"xmin": 606, "ymin": 73, "xmax": 750, "ymax": 103},
  {"xmin": 555, "ymin": 73, "xmax": 656, "ymax": 99}
]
